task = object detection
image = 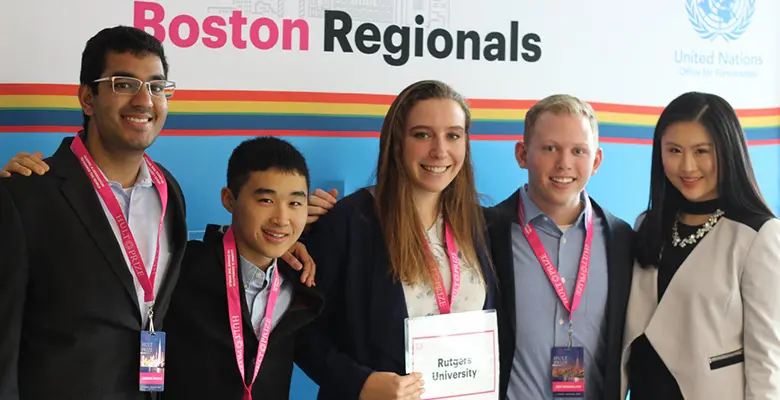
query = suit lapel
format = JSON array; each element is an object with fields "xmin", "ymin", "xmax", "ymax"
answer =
[
  {"xmin": 54, "ymin": 138, "xmax": 141, "ymax": 313},
  {"xmin": 369, "ymin": 241, "xmax": 408, "ymax": 367},
  {"xmin": 487, "ymin": 190, "xmax": 521, "ymax": 339},
  {"xmin": 268, "ymin": 261, "xmax": 324, "ymax": 346},
  {"xmin": 619, "ymin": 263, "xmax": 656, "ymax": 398},
  {"xmin": 645, "ymin": 221, "xmax": 724, "ymax": 335},
  {"xmin": 623, "ymin": 265, "xmax": 657, "ymax": 351},
  {"xmin": 599, "ymin": 208, "xmax": 631, "ymax": 359},
  {"xmin": 150, "ymin": 174, "xmax": 188, "ymax": 327}
]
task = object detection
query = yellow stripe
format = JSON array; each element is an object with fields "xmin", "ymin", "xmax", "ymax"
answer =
[
  {"xmin": 1, "ymin": 95, "xmax": 778, "ymax": 128},
  {"xmin": 596, "ymin": 112, "xmax": 659, "ymax": 126},
  {"xmin": 0, "ymin": 95, "xmax": 79, "ymax": 108},
  {"xmin": 741, "ymin": 115, "xmax": 780, "ymax": 128}
]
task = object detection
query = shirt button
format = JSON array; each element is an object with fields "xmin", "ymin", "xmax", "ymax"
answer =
[
  {"xmin": 562, "ymin": 237, "xmax": 567, "ymax": 244},
  {"xmin": 559, "ymin": 319, "xmax": 565, "ymax": 325},
  {"xmin": 543, "ymin": 217, "xmax": 549, "ymax": 221},
  {"xmin": 255, "ymin": 272, "xmax": 262, "ymax": 279},
  {"xmin": 561, "ymin": 277, "xmax": 566, "ymax": 283}
]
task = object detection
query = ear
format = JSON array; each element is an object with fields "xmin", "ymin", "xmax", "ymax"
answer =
[
  {"xmin": 515, "ymin": 140, "xmax": 529, "ymax": 169},
  {"xmin": 221, "ymin": 187, "xmax": 235, "ymax": 214},
  {"xmin": 78, "ymin": 84, "xmax": 95, "ymax": 117},
  {"xmin": 591, "ymin": 147, "xmax": 604, "ymax": 176}
]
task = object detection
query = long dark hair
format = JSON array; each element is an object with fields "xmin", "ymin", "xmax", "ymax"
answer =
[
  {"xmin": 374, "ymin": 80, "xmax": 488, "ymax": 285},
  {"xmin": 635, "ymin": 91, "xmax": 774, "ymax": 268}
]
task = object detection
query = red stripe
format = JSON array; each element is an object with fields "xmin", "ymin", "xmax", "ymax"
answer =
[
  {"xmin": 735, "ymin": 108, "xmax": 780, "ymax": 117},
  {"xmin": 747, "ymin": 139, "xmax": 780, "ymax": 145},
  {"xmin": 162, "ymin": 129, "xmax": 380, "ymax": 137},
  {"xmin": 2, "ymin": 83, "xmax": 778, "ymax": 116},
  {"xmin": 466, "ymin": 99, "xmax": 538, "ymax": 109},
  {"xmin": 0, "ymin": 126, "xmax": 75, "ymax": 132},
  {"xmin": 601, "ymin": 137, "xmax": 654, "ymax": 145},
  {"xmin": 0, "ymin": 84, "xmax": 76, "ymax": 96},
  {"xmin": 173, "ymin": 90, "xmax": 395, "ymax": 104}
]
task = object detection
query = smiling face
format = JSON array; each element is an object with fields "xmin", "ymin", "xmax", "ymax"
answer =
[
  {"xmin": 661, "ymin": 121, "xmax": 719, "ymax": 202},
  {"xmin": 517, "ymin": 111, "xmax": 603, "ymax": 210},
  {"xmin": 401, "ymin": 98, "xmax": 468, "ymax": 197},
  {"xmin": 222, "ymin": 168, "xmax": 309, "ymax": 269},
  {"xmin": 78, "ymin": 51, "xmax": 168, "ymax": 155}
]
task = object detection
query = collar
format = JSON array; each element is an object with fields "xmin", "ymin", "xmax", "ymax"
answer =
[
  {"xmin": 678, "ymin": 196, "xmax": 723, "ymax": 215},
  {"xmin": 519, "ymin": 184, "xmax": 588, "ymax": 228},
  {"xmin": 239, "ymin": 255, "xmax": 280, "ymax": 288},
  {"xmin": 72, "ymin": 130, "xmax": 154, "ymax": 189}
]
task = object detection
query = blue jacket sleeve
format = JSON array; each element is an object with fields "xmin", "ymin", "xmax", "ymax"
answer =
[{"xmin": 294, "ymin": 196, "xmax": 375, "ymax": 398}]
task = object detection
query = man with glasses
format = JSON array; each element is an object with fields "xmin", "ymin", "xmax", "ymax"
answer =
[{"xmin": 0, "ymin": 26, "xmax": 187, "ymax": 399}]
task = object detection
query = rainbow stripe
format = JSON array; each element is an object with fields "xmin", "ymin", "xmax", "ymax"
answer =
[{"xmin": 1, "ymin": 83, "xmax": 778, "ymax": 144}]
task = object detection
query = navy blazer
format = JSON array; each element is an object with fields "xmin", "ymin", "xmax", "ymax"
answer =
[
  {"xmin": 0, "ymin": 137, "xmax": 188, "ymax": 400},
  {"xmin": 295, "ymin": 188, "xmax": 498, "ymax": 399},
  {"xmin": 484, "ymin": 189, "xmax": 635, "ymax": 400}
]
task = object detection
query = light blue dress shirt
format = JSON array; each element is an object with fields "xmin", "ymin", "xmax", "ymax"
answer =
[
  {"xmin": 88, "ymin": 157, "xmax": 173, "ymax": 328},
  {"xmin": 507, "ymin": 187, "xmax": 609, "ymax": 399},
  {"xmin": 238, "ymin": 256, "xmax": 294, "ymax": 337}
]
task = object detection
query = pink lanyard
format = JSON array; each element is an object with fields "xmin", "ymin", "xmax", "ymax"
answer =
[
  {"xmin": 223, "ymin": 226, "xmax": 282, "ymax": 400},
  {"xmin": 517, "ymin": 191, "xmax": 594, "ymax": 340},
  {"xmin": 422, "ymin": 221, "xmax": 461, "ymax": 315},
  {"xmin": 70, "ymin": 135, "xmax": 168, "ymax": 326}
]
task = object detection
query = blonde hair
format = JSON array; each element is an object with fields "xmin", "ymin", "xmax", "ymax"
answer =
[{"xmin": 523, "ymin": 94, "xmax": 599, "ymax": 144}]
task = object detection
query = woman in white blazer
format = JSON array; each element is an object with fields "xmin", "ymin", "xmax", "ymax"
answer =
[{"xmin": 621, "ymin": 92, "xmax": 780, "ymax": 400}]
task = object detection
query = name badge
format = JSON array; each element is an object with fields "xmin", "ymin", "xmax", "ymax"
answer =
[
  {"xmin": 405, "ymin": 310, "xmax": 499, "ymax": 399},
  {"xmin": 139, "ymin": 331, "xmax": 166, "ymax": 392},
  {"xmin": 551, "ymin": 346, "xmax": 585, "ymax": 398}
]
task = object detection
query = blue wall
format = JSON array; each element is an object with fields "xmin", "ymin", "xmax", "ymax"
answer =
[
  {"xmin": 3, "ymin": 133, "xmax": 778, "ymax": 227},
  {"xmin": 1, "ymin": 132, "xmax": 778, "ymax": 398}
]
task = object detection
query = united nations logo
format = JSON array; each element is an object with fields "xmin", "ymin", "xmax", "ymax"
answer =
[{"xmin": 686, "ymin": 0, "xmax": 756, "ymax": 42}]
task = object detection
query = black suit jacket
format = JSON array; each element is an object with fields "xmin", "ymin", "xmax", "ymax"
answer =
[
  {"xmin": 0, "ymin": 137, "xmax": 188, "ymax": 400},
  {"xmin": 484, "ymin": 189, "xmax": 635, "ymax": 400},
  {"xmin": 162, "ymin": 226, "xmax": 324, "ymax": 400},
  {"xmin": 295, "ymin": 188, "xmax": 499, "ymax": 400}
]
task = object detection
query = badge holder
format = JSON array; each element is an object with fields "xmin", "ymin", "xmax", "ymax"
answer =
[
  {"xmin": 551, "ymin": 320, "xmax": 585, "ymax": 398},
  {"xmin": 139, "ymin": 307, "xmax": 166, "ymax": 392},
  {"xmin": 404, "ymin": 310, "xmax": 500, "ymax": 399}
]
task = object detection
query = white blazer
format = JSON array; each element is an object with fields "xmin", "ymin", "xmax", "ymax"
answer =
[{"xmin": 621, "ymin": 215, "xmax": 780, "ymax": 400}]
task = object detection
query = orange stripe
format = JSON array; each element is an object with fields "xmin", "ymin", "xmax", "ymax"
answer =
[
  {"xmin": 588, "ymin": 102, "xmax": 665, "ymax": 115},
  {"xmin": 734, "ymin": 108, "xmax": 780, "ymax": 117},
  {"xmin": 465, "ymin": 99, "xmax": 537, "ymax": 109},
  {"xmin": 604, "ymin": 137, "xmax": 654, "ymax": 145},
  {"xmin": 748, "ymin": 139, "xmax": 780, "ymax": 145},
  {"xmin": 0, "ymin": 83, "xmax": 778, "ymax": 117},
  {"xmin": 0, "ymin": 84, "xmax": 75, "ymax": 96},
  {"xmin": 0, "ymin": 126, "xmax": 75, "ymax": 132},
  {"xmin": 174, "ymin": 90, "xmax": 395, "ymax": 104}
]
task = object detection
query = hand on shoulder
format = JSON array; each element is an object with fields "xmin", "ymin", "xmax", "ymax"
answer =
[
  {"xmin": 0, "ymin": 151, "xmax": 49, "ymax": 178},
  {"xmin": 306, "ymin": 188, "xmax": 339, "ymax": 224}
]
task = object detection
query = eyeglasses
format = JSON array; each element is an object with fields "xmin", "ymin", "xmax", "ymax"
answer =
[{"xmin": 92, "ymin": 76, "xmax": 176, "ymax": 99}]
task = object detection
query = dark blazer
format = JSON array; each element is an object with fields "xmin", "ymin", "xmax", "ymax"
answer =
[
  {"xmin": 162, "ymin": 225, "xmax": 324, "ymax": 400},
  {"xmin": 295, "ymin": 188, "xmax": 499, "ymax": 400},
  {"xmin": 0, "ymin": 136, "xmax": 188, "ymax": 400},
  {"xmin": 484, "ymin": 189, "xmax": 635, "ymax": 400}
]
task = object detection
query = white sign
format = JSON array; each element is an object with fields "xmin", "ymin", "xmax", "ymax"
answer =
[{"xmin": 405, "ymin": 310, "xmax": 499, "ymax": 400}]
